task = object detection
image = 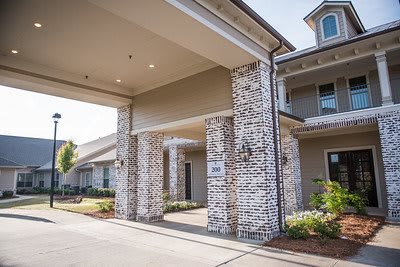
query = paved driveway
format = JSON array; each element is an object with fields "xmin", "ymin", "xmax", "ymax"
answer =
[{"xmin": 0, "ymin": 208, "xmax": 399, "ymax": 266}]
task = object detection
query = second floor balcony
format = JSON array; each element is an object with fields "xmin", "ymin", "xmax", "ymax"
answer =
[{"xmin": 285, "ymin": 81, "xmax": 400, "ymax": 119}]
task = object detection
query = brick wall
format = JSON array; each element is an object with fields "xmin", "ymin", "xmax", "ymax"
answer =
[
  {"xmin": 231, "ymin": 61, "xmax": 281, "ymax": 241},
  {"xmin": 115, "ymin": 105, "xmax": 138, "ymax": 220},
  {"xmin": 136, "ymin": 132, "xmax": 164, "ymax": 222},
  {"xmin": 169, "ymin": 146, "xmax": 186, "ymax": 201},
  {"xmin": 205, "ymin": 116, "xmax": 237, "ymax": 234},
  {"xmin": 377, "ymin": 110, "xmax": 400, "ymax": 220}
]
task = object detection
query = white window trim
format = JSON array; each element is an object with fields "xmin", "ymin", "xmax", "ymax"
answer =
[
  {"xmin": 345, "ymin": 73, "xmax": 372, "ymax": 111},
  {"xmin": 320, "ymin": 13, "xmax": 340, "ymax": 41},
  {"xmin": 185, "ymin": 161, "xmax": 193, "ymax": 200},
  {"xmin": 323, "ymin": 145, "xmax": 383, "ymax": 208},
  {"xmin": 316, "ymin": 81, "xmax": 338, "ymax": 115}
]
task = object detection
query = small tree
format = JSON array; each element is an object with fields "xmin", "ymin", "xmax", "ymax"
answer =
[{"xmin": 57, "ymin": 140, "xmax": 78, "ymax": 195}]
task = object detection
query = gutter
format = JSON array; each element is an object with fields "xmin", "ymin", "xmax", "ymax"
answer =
[{"xmin": 269, "ymin": 40, "xmax": 286, "ymax": 233}]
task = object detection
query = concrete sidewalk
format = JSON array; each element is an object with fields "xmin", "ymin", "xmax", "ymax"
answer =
[
  {"xmin": 0, "ymin": 194, "xmax": 35, "ymax": 204},
  {"xmin": 0, "ymin": 208, "xmax": 398, "ymax": 266}
]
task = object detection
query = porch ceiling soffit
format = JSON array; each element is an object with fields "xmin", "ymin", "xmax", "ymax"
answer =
[
  {"xmin": 89, "ymin": 0, "xmax": 274, "ymax": 68},
  {"xmin": 277, "ymin": 30, "xmax": 400, "ymax": 79}
]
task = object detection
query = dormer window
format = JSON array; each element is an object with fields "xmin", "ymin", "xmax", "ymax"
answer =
[{"xmin": 321, "ymin": 13, "xmax": 339, "ymax": 40}]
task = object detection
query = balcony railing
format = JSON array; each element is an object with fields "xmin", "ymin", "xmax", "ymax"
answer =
[{"xmin": 286, "ymin": 83, "xmax": 382, "ymax": 119}]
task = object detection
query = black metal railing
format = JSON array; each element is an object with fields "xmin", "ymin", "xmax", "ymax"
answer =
[{"xmin": 286, "ymin": 83, "xmax": 382, "ymax": 119}]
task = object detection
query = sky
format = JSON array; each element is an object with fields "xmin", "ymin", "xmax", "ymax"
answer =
[{"xmin": 0, "ymin": 0, "xmax": 399, "ymax": 144}]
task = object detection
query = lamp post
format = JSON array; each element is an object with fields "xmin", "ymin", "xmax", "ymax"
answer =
[{"xmin": 50, "ymin": 113, "xmax": 61, "ymax": 208}]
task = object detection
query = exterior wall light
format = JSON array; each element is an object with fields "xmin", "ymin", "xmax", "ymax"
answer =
[
  {"xmin": 114, "ymin": 159, "xmax": 123, "ymax": 169},
  {"xmin": 239, "ymin": 142, "xmax": 251, "ymax": 162},
  {"xmin": 282, "ymin": 154, "xmax": 288, "ymax": 165}
]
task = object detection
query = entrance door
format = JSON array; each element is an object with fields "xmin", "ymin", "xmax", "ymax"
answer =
[
  {"xmin": 328, "ymin": 149, "xmax": 378, "ymax": 207},
  {"xmin": 185, "ymin": 162, "xmax": 192, "ymax": 200}
]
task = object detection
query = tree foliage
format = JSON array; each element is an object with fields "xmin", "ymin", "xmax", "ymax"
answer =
[{"xmin": 57, "ymin": 140, "xmax": 78, "ymax": 175}]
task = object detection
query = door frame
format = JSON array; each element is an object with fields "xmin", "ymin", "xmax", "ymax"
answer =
[
  {"xmin": 184, "ymin": 161, "xmax": 193, "ymax": 200},
  {"xmin": 323, "ymin": 145, "xmax": 382, "ymax": 208}
]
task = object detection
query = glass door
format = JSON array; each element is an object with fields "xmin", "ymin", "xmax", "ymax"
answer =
[
  {"xmin": 185, "ymin": 162, "xmax": 192, "ymax": 200},
  {"xmin": 349, "ymin": 76, "xmax": 369, "ymax": 110}
]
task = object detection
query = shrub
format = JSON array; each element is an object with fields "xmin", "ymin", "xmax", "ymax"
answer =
[
  {"xmin": 285, "ymin": 210, "xmax": 339, "ymax": 239},
  {"xmin": 87, "ymin": 188, "xmax": 115, "ymax": 197},
  {"xmin": 2, "ymin": 191, "xmax": 14, "ymax": 198},
  {"xmin": 163, "ymin": 201, "xmax": 203, "ymax": 213},
  {"xmin": 310, "ymin": 179, "xmax": 367, "ymax": 216},
  {"xmin": 162, "ymin": 191, "xmax": 169, "ymax": 203},
  {"xmin": 98, "ymin": 200, "xmax": 114, "ymax": 212}
]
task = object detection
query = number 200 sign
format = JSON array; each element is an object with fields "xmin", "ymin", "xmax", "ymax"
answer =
[{"xmin": 207, "ymin": 161, "xmax": 225, "ymax": 177}]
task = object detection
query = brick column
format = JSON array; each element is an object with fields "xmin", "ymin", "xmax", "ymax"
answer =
[
  {"xmin": 377, "ymin": 111, "xmax": 400, "ymax": 220},
  {"xmin": 231, "ymin": 61, "xmax": 281, "ymax": 241},
  {"xmin": 169, "ymin": 145, "xmax": 186, "ymax": 201},
  {"xmin": 115, "ymin": 105, "xmax": 138, "ymax": 220},
  {"xmin": 136, "ymin": 131, "xmax": 164, "ymax": 222},
  {"xmin": 205, "ymin": 116, "xmax": 237, "ymax": 235},
  {"xmin": 282, "ymin": 134, "xmax": 303, "ymax": 215}
]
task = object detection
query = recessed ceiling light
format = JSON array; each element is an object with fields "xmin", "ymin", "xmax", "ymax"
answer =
[
  {"xmin": 116, "ymin": 79, "xmax": 121, "ymax": 83},
  {"xmin": 11, "ymin": 50, "xmax": 18, "ymax": 54},
  {"xmin": 149, "ymin": 64, "xmax": 155, "ymax": 68},
  {"xmin": 34, "ymin": 22, "xmax": 42, "ymax": 28}
]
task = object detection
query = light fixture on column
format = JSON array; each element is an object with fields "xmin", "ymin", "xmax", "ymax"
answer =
[
  {"xmin": 114, "ymin": 159, "xmax": 124, "ymax": 169},
  {"xmin": 239, "ymin": 141, "xmax": 251, "ymax": 162},
  {"xmin": 282, "ymin": 154, "xmax": 288, "ymax": 165}
]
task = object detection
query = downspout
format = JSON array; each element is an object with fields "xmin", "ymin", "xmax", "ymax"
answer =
[{"xmin": 269, "ymin": 40, "xmax": 286, "ymax": 232}]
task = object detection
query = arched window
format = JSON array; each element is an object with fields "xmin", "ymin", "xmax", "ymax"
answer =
[{"xmin": 322, "ymin": 14, "xmax": 338, "ymax": 39}]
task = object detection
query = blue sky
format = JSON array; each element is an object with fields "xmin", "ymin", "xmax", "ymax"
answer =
[{"xmin": 0, "ymin": 0, "xmax": 399, "ymax": 144}]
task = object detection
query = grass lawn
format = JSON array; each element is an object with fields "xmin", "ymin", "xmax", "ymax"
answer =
[{"xmin": 0, "ymin": 195, "xmax": 114, "ymax": 217}]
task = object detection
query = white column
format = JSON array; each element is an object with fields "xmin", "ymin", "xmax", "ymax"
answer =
[
  {"xmin": 375, "ymin": 51, "xmax": 393, "ymax": 106},
  {"xmin": 277, "ymin": 77, "xmax": 287, "ymax": 111}
]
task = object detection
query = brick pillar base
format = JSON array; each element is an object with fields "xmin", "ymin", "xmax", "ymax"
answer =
[
  {"xmin": 169, "ymin": 146, "xmax": 186, "ymax": 201},
  {"xmin": 137, "ymin": 132, "xmax": 164, "ymax": 222},
  {"xmin": 115, "ymin": 105, "xmax": 137, "ymax": 220},
  {"xmin": 231, "ymin": 61, "xmax": 281, "ymax": 241},
  {"xmin": 205, "ymin": 116, "xmax": 237, "ymax": 235},
  {"xmin": 378, "ymin": 111, "xmax": 400, "ymax": 220},
  {"xmin": 282, "ymin": 134, "xmax": 303, "ymax": 215}
]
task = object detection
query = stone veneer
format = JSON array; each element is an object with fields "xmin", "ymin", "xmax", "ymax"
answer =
[
  {"xmin": 169, "ymin": 145, "xmax": 186, "ymax": 201},
  {"xmin": 231, "ymin": 61, "xmax": 281, "ymax": 241},
  {"xmin": 281, "ymin": 134, "xmax": 303, "ymax": 215},
  {"xmin": 205, "ymin": 116, "xmax": 237, "ymax": 234},
  {"xmin": 136, "ymin": 131, "xmax": 164, "ymax": 222},
  {"xmin": 115, "ymin": 105, "xmax": 138, "ymax": 220},
  {"xmin": 377, "ymin": 110, "xmax": 400, "ymax": 220}
]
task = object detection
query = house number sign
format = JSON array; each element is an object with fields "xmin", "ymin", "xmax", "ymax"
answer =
[{"xmin": 207, "ymin": 161, "xmax": 225, "ymax": 177}]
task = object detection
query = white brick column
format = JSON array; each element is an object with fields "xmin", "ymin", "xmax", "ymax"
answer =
[
  {"xmin": 137, "ymin": 131, "xmax": 164, "ymax": 222},
  {"xmin": 115, "ymin": 105, "xmax": 138, "ymax": 220},
  {"xmin": 377, "ymin": 111, "xmax": 400, "ymax": 220},
  {"xmin": 205, "ymin": 116, "xmax": 237, "ymax": 235},
  {"xmin": 375, "ymin": 52, "xmax": 393, "ymax": 106},
  {"xmin": 277, "ymin": 77, "xmax": 287, "ymax": 112},
  {"xmin": 231, "ymin": 61, "xmax": 281, "ymax": 241},
  {"xmin": 282, "ymin": 134, "xmax": 303, "ymax": 215},
  {"xmin": 169, "ymin": 145, "xmax": 186, "ymax": 201}
]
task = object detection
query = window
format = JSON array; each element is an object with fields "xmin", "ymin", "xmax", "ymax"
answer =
[
  {"xmin": 55, "ymin": 173, "xmax": 60, "ymax": 188},
  {"xmin": 319, "ymin": 83, "xmax": 337, "ymax": 115},
  {"xmin": 38, "ymin": 173, "xmax": 45, "ymax": 188},
  {"xmin": 349, "ymin": 76, "xmax": 369, "ymax": 110},
  {"xmin": 17, "ymin": 173, "xmax": 33, "ymax": 188},
  {"xmin": 85, "ymin": 172, "xmax": 92, "ymax": 187},
  {"xmin": 322, "ymin": 14, "xmax": 338, "ymax": 39},
  {"xmin": 328, "ymin": 150, "xmax": 378, "ymax": 207},
  {"xmin": 185, "ymin": 162, "xmax": 192, "ymax": 200},
  {"xmin": 103, "ymin": 167, "xmax": 109, "ymax": 188}
]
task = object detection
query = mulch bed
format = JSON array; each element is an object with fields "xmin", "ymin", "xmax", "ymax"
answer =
[
  {"xmin": 84, "ymin": 210, "xmax": 115, "ymax": 219},
  {"xmin": 264, "ymin": 213, "xmax": 385, "ymax": 259},
  {"xmin": 54, "ymin": 195, "xmax": 83, "ymax": 204}
]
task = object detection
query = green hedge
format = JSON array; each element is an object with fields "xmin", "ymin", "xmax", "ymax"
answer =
[
  {"xmin": 1, "ymin": 191, "xmax": 14, "ymax": 198},
  {"xmin": 87, "ymin": 188, "xmax": 115, "ymax": 197},
  {"xmin": 17, "ymin": 187, "xmax": 76, "ymax": 196}
]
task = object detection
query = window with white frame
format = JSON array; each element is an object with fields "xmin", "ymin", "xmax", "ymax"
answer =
[
  {"xmin": 17, "ymin": 173, "xmax": 33, "ymax": 188},
  {"xmin": 55, "ymin": 173, "xmax": 60, "ymax": 188},
  {"xmin": 319, "ymin": 83, "xmax": 337, "ymax": 115},
  {"xmin": 38, "ymin": 173, "xmax": 45, "ymax": 188},
  {"xmin": 85, "ymin": 172, "xmax": 92, "ymax": 187},
  {"xmin": 321, "ymin": 14, "xmax": 339, "ymax": 39},
  {"xmin": 103, "ymin": 167, "xmax": 109, "ymax": 188},
  {"xmin": 349, "ymin": 76, "xmax": 369, "ymax": 110}
]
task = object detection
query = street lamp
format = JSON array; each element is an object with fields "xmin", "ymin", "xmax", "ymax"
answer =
[{"xmin": 50, "ymin": 113, "xmax": 61, "ymax": 208}]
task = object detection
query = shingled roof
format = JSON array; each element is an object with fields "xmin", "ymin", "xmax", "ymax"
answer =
[{"xmin": 0, "ymin": 135, "xmax": 65, "ymax": 168}]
